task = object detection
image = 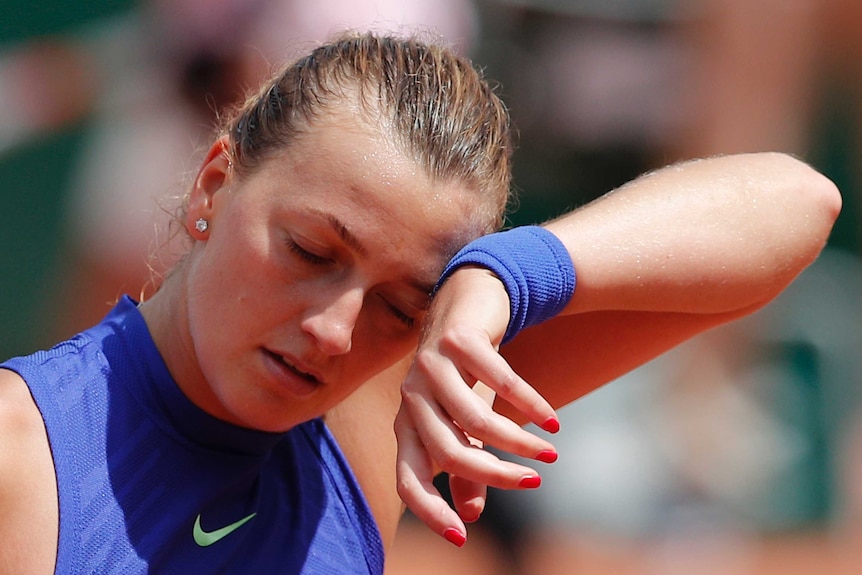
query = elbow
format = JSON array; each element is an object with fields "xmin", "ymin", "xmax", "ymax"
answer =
[
  {"xmin": 770, "ymin": 152, "xmax": 842, "ymax": 255},
  {"xmin": 798, "ymin": 152, "xmax": 843, "ymax": 225},
  {"xmin": 819, "ymin": 173, "xmax": 843, "ymax": 236},
  {"xmin": 799, "ymin": 157, "xmax": 842, "ymax": 254},
  {"xmin": 750, "ymin": 153, "xmax": 843, "ymax": 306}
]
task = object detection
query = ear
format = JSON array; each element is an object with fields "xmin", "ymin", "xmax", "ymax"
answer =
[{"xmin": 187, "ymin": 135, "xmax": 233, "ymax": 239}]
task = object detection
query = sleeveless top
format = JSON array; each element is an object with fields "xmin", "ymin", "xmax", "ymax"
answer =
[{"xmin": 1, "ymin": 296, "xmax": 384, "ymax": 574}]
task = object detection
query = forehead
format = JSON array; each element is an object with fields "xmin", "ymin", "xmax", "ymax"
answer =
[
  {"xmin": 247, "ymin": 107, "xmax": 488, "ymax": 265},
  {"xmin": 289, "ymin": 107, "xmax": 487, "ymax": 233}
]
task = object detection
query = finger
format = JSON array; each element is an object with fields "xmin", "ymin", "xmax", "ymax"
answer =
[
  {"xmin": 450, "ymin": 431, "xmax": 488, "ymax": 523},
  {"xmin": 450, "ymin": 393, "xmax": 556, "ymax": 464},
  {"xmin": 449, "ymin": 474, "xmax": 487, "ymax": 523},
  {"xmin": 401, "ymin": 374, "xmax": 545, "ymax": 490},
  {"xmin": 460, "ymin": 336, "xmax": 561, "ymax": 434},
  {"xmin": 394, "ymin": 409, "xmax": 468, "ymax": 546},
  {"xmin": 409, "ymin": 356, "xmax": 557, "ymax": 463}
]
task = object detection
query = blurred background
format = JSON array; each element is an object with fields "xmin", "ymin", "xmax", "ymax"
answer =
[{"xmin": 2, "ymin": 0, "xmax": 862, "ymax": 573}]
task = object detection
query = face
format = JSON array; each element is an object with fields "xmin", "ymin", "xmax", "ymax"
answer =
[{"xmin": 170, "ymin": 107, "xmax": 485, "ymax": 432}]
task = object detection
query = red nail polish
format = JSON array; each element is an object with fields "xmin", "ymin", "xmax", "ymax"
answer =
[
  {"xmin": 519, "ymin": 475, "xmax": 542, "ymax": 489},
  {"xmin": 536, "ymin": 450, "xmax": 558, "ymax": 464},
  {"xmin": 541, "ymin": 416, "xmax": 560, "ymax": 434},
  {"xmin": 443, "ymin": 528, "xmax": 466, "ymax": 547}
]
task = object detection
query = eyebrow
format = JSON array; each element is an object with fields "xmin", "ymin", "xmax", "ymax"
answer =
[
  {"xmin": 309, "ymin": 209, "xmax": 368, "ymax": 257},
  {"xmin": 309, "ymin": 208, "xmax": 436, "ymax": 298}
]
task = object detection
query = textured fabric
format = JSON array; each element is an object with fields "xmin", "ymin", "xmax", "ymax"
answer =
[
  {"xmin": 436, "ymin": 226, "xmax": 576, "ymax": 344},
  {"xmin": 1, "ymin": 296, "xmax": 383, "ymax": 574}
]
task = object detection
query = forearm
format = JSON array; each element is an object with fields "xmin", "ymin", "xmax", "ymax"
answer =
[
  {"xmin": 394, "ymin": 152, "xmax": 841, "ymax": 543},
  {"xmin": 545, "ymin": 152, "xmax": 841, "ymax": 315}
]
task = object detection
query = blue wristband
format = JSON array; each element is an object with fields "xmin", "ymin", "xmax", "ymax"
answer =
[{"xmin": 435, "ymin": 226, "xmax": 576, "ymax": 344}]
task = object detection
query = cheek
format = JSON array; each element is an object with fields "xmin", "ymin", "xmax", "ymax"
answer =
[
  {"xmin": 184, "ymin": 249, "xmax": 262, "ymax": 364},
  {"xmin": 198, "ymin": 228, "xmax": 284, "ymax": 308},
  {"xmin": 348, "ymin": 323, "xmax": 419, "ymax": 382}
]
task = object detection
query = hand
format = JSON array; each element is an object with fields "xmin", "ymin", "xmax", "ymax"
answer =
[{"xmin": 394, "ymin": 267, "xmax": 560, "ymax": 546}]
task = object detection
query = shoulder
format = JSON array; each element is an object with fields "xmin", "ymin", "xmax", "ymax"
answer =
[
  {"xmin": 0, "ymin": 368, "xmax": 59, "ymax": 573},
  {"xmin": 324, "ymin": 357, "xmax": 410, "ymax": 555}
]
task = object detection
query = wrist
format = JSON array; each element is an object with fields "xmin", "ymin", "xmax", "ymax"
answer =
[{"xmin": 435, "ymin": 226, "xmax": 576, "ymax": 344}]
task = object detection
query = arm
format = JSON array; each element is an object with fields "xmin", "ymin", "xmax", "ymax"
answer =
[
  {"xmin": 500, "ymin": 151, "xmax": 840, "ymax": 417},
  {"xmin": 395, "ymin": 152, "xmax": 841, "ymax": 543},
  {"xmin": 0, "ymin": 369, "xmax": 59, "ymax": 573},
  {"xmin": 547, "ymin": 151, "xmax": 837, "ymax": 317},
  {"xmin": 324, "ymin": 357, "xmax": 410, "ymax": 554}
]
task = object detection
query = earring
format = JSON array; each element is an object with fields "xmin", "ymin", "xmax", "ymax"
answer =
[{"xmin": 195, "ymin": 218, "xmax": 209, "ymax": 233}]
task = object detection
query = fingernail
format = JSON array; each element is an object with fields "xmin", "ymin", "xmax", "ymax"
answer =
[
  {"xmin": 518, "ymin": 475, "xmax": 542, "ymax": 489},
  {"xmin": 443, "ymin": 528, "xmax": 467, "ymax": 547},
  {"xmin": 536, "ymin": 450, "xmax": 558, "ymax": 464},
  {"xmin": 541, "ymin": 416, "xmax": 560, "ymax": 434}
]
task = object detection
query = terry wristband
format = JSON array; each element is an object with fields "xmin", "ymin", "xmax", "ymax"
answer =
[{"xmin": 435, "ymin": 226, "xmax": 576, "ymax": 344}]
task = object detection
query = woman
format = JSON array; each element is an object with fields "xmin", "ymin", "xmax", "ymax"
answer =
[{"xmin": 0, "ymin": 32, "xmax": 841, "ymax": 573}]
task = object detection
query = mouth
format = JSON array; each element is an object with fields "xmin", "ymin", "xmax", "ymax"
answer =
[{"xmin": 262, "ymin": 349, "xmax": 323, "ymax": 396}]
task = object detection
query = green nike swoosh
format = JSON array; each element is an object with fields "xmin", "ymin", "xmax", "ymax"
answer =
[{"xmin": 193, "ymin": 512, "xmax": 257, "ymax": 547}]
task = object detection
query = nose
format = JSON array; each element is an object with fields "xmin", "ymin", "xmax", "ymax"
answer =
[{"xmin": 301, "ymin": 285, "xmax": 365, "ymax": 355}]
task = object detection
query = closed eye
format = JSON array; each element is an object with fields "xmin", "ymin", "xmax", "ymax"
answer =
[
  {"xmin": 389, "ymin": 305, "xmax": 415, "ymax": 328},
  {"xmin": 286, "ymin": 238, "xmax": 331, "ymax": 265},
  {"xmin": 379, "ymin": 295, "xmax": 417, "ymax": 328}
]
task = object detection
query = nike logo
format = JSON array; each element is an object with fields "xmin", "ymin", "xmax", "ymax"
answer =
[{"xmin": 193, "ymin": 512, "xmax": 257, "ymax": 547}]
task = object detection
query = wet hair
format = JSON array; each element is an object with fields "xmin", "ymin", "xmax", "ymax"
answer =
[{"xmin": 220, "ymin": 31, "xmax": 513, "ymax": 231}]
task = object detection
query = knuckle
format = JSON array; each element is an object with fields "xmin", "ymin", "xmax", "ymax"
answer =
[
  {"xmin": 462, "ymin": 411, "xmax": 492, "ymax": 437},
  {"xmin": 431, "ymin": 442, "xmax": 463, "ymax": 472},
  {"xmin": 392, "ymin": 412, "xmax": 408, "ymax": 436},
  {"xmin": 495, "ymin": 371, "xmax": 520, "ymax": 397},
  {"xmin": 408, "ymin": 350, "xmax": 440, "ymax": 383},
  {"xmin": 395, "ymin": 473, "xmax": 415, "ymax": 502},
  {"xmin": 398, "ymin": 386, "xmax": 426, "ymax": 413},
  {"xmin": 436, "ymin": 325, "xmax": 474, "ymax": 355}
]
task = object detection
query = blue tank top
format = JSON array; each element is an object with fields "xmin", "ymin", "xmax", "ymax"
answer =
[{"xmin": 1, "ymin": 296, "xmax": 384, "ymax": 574}]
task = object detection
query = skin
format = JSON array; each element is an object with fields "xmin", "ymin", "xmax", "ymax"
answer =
[
  {"xmin": 0, "ymin": 370, "xmax": 58, "ymax": 574},
  {"xmin": 393, "ymin": 152, "xmax": 843, "ymax": 545},
  {"xmin": 0, "ymin": 119, "xmax": 843, "ymax": 568},
  {"xmin": 0, "ymin": 103, "xmax": 488, "ymax": 572},
  {"xmin": 141, "ymin": 104, "xmax": 485, "ymax": 434}
]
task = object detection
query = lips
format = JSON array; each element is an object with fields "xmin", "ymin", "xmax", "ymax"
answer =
[{"xmin": 262, "ymin": 349, "xmax": 323, "ymax": 397}]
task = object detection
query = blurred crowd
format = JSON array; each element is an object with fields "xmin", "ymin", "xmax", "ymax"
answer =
[{"xmin": 3, "ymin": 1, "xmax": 862, "ymax": 573}]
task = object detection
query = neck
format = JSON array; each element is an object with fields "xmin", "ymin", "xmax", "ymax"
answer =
[{"xmin": 137, "ymin": 262, "xmax": 205, "ymax": 408}]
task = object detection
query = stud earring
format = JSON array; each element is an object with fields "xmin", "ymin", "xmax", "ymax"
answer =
[{"xmin": 195, "ymin": 218, "xmax": 209, "ymax": 233}]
